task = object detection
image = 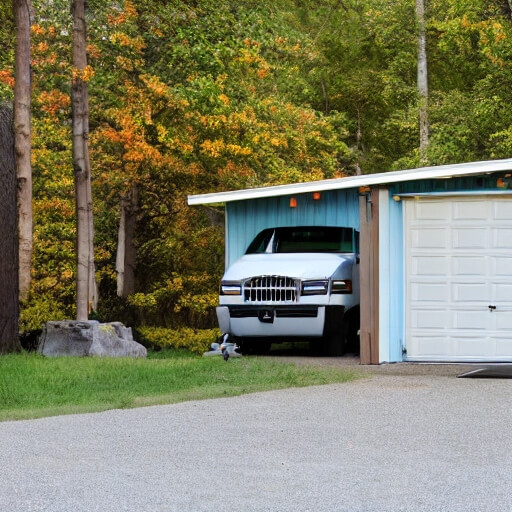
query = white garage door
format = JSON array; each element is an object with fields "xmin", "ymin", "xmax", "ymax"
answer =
[{"xmin": 404, "ymin": 195, "xmax": 512, "ymax": 362}]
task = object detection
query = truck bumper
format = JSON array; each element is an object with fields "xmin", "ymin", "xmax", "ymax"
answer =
[{"xmin": 216, "ymin": 305, "xmax": 345, "ymax": 338}]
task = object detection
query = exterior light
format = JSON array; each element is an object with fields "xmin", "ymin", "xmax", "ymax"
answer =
[
  {"xmin": 313, "ymin": 192, "xmax": 321, "ymax": 200},
  {"xmin": 392, "ymin": 195, "xmax": 401, "ymax": 202},
  {"xmin": 289, "ymin": 197, "xmax": 297, "ymax": 208},
  {"xmin": 358, "ymin": 186, "xmax": 370, "ymax": 196}
]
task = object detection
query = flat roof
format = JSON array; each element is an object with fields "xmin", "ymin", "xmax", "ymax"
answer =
[{"xmin": 187, "ymin": 158, "xmax": 512, "ymax": 205}]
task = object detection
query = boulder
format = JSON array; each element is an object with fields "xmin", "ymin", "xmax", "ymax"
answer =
[{"xmin": 37, "ymin": 320, "xmax": 147, "ymax": 358}]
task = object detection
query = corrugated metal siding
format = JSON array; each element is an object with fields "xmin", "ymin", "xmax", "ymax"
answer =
[
  {"xmin": 389, "ymin": 174, "xmax": 511, "ymax": 195},
  {"xmin": 225, "ymin": 189, "xmax": 360, "ymax": 267}
]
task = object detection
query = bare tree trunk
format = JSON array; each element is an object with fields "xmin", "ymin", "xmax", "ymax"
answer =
[
  {"xmin": 72, "ymin": 0, "xmax": 96, "ymax": 320},
  {"xmin": 0, "ymin": 105, "xmax": 21, "ymax": 353},
  {"xmin": 13, "ymin": 0, "xmax": 33, "ymax": 300},
  {"xmin": 416, "ymin": 0, "xmax": 429, "ymax": 164},
  {"xmin": 116, "ymin": 185, "xmax": 138, "ymax": 298}
]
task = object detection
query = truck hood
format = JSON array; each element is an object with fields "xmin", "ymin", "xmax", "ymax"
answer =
[{"xmin": 222, "ymin": 253, "xmax": 354, "ymax": 281}]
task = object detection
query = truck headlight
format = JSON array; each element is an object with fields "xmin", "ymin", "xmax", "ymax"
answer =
[
  {"xmin": 301, "ymin": 280, "xmax": 329, "ymax": 295},
  {"xmin": 220, "ymin": 281, "xmax": 242, "ymax": 295},
  {"xmin": 331, "ymin": 280, "xmax": 352, "ymax": 294}
]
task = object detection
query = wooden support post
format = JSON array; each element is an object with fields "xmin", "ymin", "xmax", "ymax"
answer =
[{"xmin": 359, "ymin": 188, "xmax": 380, "ymax": 364}]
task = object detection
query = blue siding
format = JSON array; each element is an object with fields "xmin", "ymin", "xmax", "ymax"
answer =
[
  {"xmin": 225, "ymin": 189, "xmax": 360, "ymax": 266},
  {"xmin": 387, "ymin": 195, "xmax": 405, "ymax": 362}
]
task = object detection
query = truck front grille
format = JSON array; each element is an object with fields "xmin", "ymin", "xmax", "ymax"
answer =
[{"xmin": 243, "ymin": 276, "xmax": 299, "ymax": 304}]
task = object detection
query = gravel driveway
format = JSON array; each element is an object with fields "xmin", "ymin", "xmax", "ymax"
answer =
[{"xmin": 1, "ymin": 363, "xmax": 511, "ymax": 512}]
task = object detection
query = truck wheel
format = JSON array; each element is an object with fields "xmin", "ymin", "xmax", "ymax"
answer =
[
  {"xmin": 344, "ymin": 307, "xmax": 360, "ymax": 354},
  {"xmin": 323, "ymin": 330, "xmax": 346, "ymax": 357},
  {"xmin": 239, "ymin": 339, "xmax": 272, "ymax": 355}
]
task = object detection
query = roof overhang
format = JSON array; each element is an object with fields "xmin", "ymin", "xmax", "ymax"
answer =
[{"xmin": 187, "ymin": 158, "xmax": 512, "ymax": 206}]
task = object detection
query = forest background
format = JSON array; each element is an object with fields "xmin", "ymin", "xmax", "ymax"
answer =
[{"xmin": 1, "ymin": 0, "xmax": 512, "ymax": 345}]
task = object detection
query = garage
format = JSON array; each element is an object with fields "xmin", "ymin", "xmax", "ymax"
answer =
[
  {"xmin": 189, "ymin": 158, "xmax": 512, "ymax": 364},
  {"xmin": 404, "ymin": 195, "xmax": 512, "ymax": 362}
]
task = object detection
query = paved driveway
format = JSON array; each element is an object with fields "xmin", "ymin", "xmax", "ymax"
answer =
[{"xmin": 1, "ymin": 368, "xmax": 511, "ymax": 512}]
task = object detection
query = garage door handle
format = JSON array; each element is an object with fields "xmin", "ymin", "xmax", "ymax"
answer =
[{"xmin": 488, "ymin": 305, "xmax": 496, "ymax": 311}]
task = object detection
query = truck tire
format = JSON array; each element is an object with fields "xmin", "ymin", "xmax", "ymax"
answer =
[{"xmin": 323, "ymin": 328, "xmax": 346, "ymax": 357}]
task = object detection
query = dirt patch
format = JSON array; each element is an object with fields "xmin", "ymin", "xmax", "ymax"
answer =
[{"xmin": 264, "ymin": 352, "xmax": 476, "ymax": 378}]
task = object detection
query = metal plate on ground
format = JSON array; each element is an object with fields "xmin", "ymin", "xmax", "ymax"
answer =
[{"xmin": 457, "ymin": 366, "xmax": 512, "ymax": 378}]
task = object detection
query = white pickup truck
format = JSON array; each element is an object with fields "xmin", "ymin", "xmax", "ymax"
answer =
[{"xmin": 216, "ymin": 226, "xmax": 360, "ymax": 355}]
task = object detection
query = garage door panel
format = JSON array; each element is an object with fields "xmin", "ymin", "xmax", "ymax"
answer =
[
  {"xmin": 491, "ymin": 256, "xmax": 512, "ymax": 274},
  {"xmin": 453, "ymin": 282, "xmax": 489, "ymax": 302},
  {"xmin": 493, "ymin": 228, "xmax": 512, "ymax": 248},
  {"xmin": 412, "ymin": 310, "xmax": 449, "ymax": 329},
  {"xmin": 494, "ymin": 201, "xmax": 512, "ymax": 219},
  {"xmin": 412, "ymin": 256, "xmax": 449, "ymax": 275},
  {"xmin": 410, "ymin": 281, "xmax": 449, "ymax": 302},
  {"xmin": 454, "ymin": 336, "xmax": 496, "ymax": 357},
  {"xmin": 453, "ymin": 201, "xmax": 488, "ymax": 220},
  {"xmin": 495, "ymin": 337, "xmax": 512, "ymax": 356},
  {"xmin": 416, "ymin": 201, "xmax": 451, "ymax": 220},
  {"xmin": 408, "ymin": 335, "xmax": 451, "ymax": 357},
  {"xmin": 492, "ymin": 283, "xmax": 512, "ymax": 301},
  {"xmin": 452, "ymin": 310, "xmax": 489, "ymax": 330},
  {"xmin": 453, "ymin": 256, "xmax": 485, "ymax": 275},
  {"xmin": 496, "ymin": 314, "xmax": 512, "ymax": 330},
  {"xmin": 405, "ymin": 196, "xmax": 512, "ymax": 362},
  {"xmin": 411, "ymin": 228, "xmax": 448, "ymax": 248},
  {"xmin": 453, "ymin": 228, "xmax": 487, "ymax": 249}
]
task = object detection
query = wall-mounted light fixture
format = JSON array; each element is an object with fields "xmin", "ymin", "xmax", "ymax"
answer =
[
  {"xmin": 392, "ymin": 195, "xmax": 401, "ymax": 202},
  {"xmin": 312, "ymin": 192, "xmax": 321, "ymax": 201},
  {"xmin": 289, "ymin": 197, "xmax": 297, "ymax": 208}
]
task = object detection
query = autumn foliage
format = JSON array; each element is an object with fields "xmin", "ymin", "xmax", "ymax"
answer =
[{"xmin": 1, "ymin": 0, "xmax": 512, "ymax": 332}]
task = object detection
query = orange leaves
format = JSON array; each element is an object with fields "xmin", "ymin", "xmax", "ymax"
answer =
[
  {"xmin": 0, "ymin": 69, "xmax": 15, "ymax": 88},
  {"xmin": 31, "ymin": 24, "xmax": 46, "ymax": 36},
  {"xmin": 37, "ymin": 90, "xmax": 71, "ymax": 118},
  {"xmin": 107, "ymin": 0, "xmax": 138, "ymax": 26},
  {"xmin": 87, "ymin": 44, "xmax": 102, "ymax": 60}
]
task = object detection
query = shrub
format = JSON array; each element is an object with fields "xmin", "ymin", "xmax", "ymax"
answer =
[{"xmin": 136, "ymin": 326, "xmax": 220, "ymax": 355}]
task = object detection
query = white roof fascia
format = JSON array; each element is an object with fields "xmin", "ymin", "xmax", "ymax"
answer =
[{"xmin": 187, "ymin": 158, "xmax": 512, "ymax": 206}]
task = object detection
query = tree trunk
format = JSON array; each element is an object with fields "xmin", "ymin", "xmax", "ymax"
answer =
[
  {"xmin": 116, "ymin": 185, "xmax": 138, "ymax": 298},
  {"xmin": 0, "ymin": 105, "xmax": 21, "ymax": 353},
  {"xmin": 72, "ymin": 0, "xmax": 96, "ymax": 320},
  {"xmin": 13, "ymin": 0, "xmax": 33, "ymax": 301},
  {"xmin": 416, "ymin": 0, "xmax": 429, "ymax": 164}
]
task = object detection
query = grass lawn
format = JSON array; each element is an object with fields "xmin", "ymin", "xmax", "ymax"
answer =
[{"xmin": 0, "ymin": 350, "xmax": 359, "ymax": 421}]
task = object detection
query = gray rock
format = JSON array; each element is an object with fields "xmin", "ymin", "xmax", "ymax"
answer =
[{"xmin": 37, "ymin": 320, "xmax": 147, "ymax": 358}]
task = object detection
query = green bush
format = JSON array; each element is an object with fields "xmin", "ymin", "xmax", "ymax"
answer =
[{"xmin": 136, "ymin": 326, "xmax": 220, "ymax": 355}]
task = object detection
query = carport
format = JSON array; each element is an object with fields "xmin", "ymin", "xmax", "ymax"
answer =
[{"xmin": 188, "ymin": 158, "xmax": 512, "ymax": 364}]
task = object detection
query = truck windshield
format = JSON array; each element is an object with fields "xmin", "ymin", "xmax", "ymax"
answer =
[{"xmin": 246, "ymin": 226, "xmax": 357, "ymax": 254}]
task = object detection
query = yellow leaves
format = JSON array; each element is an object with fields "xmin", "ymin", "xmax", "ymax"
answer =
[
  {"xmin": 201, "ymin": 139, "xmax": 224, "ymax": 157},
  {"xmin": 61, "ymin": 269, "xmax": 73, "ymax": 280},
  {"xmin": 219, "ymin": 93, "xmax": 230, "ymax": 105},
  {"xmin": 109, "ymin": 32, "xmax": 145, "ymax": 52},
  {"xmin": 140, "ymin": 74, "xmax": 169, "ymax": 97},
  {"xmin": 72, "ymin": 65, "xmax": 95, "ymax": 82},
  {"xmin": 201, "ymin": 139, "xmax": 252, "ymax": 158}
]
